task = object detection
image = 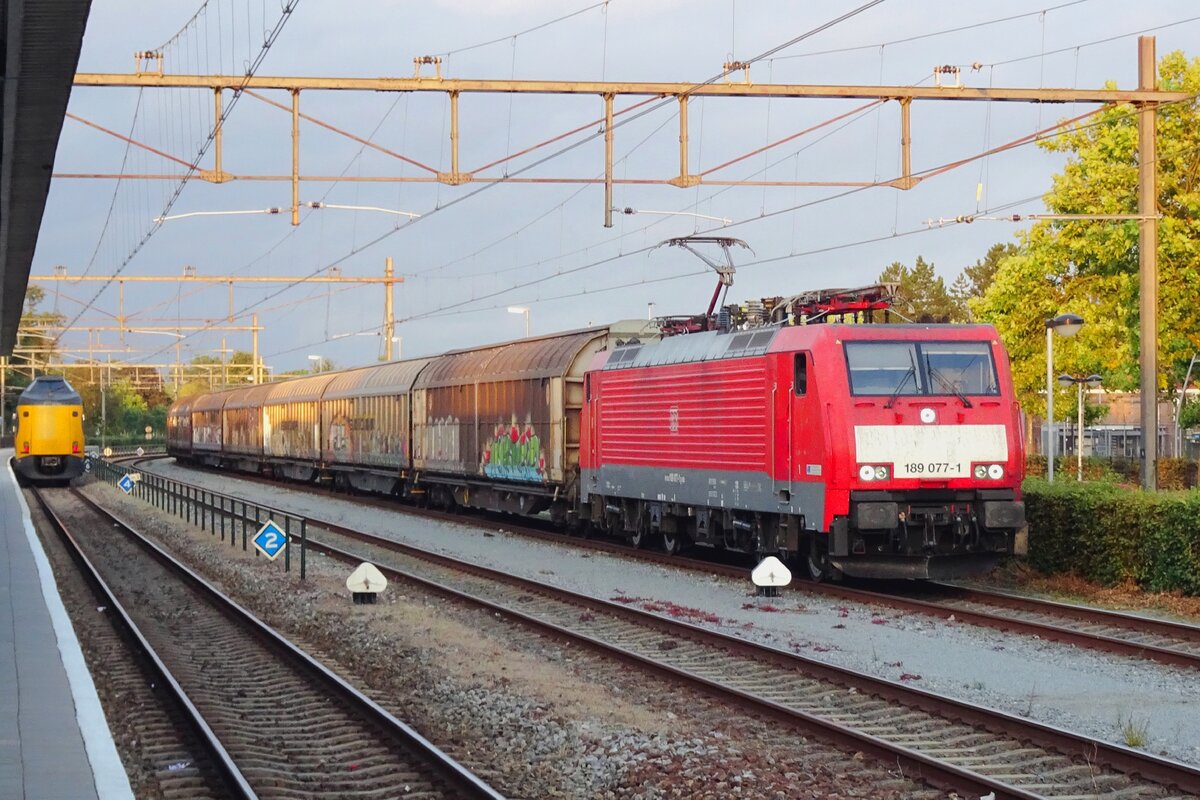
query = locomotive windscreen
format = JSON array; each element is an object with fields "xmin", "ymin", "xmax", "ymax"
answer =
[{"xmin": 845, "ymin": 341, "xmax": 999, "ymax": 397}]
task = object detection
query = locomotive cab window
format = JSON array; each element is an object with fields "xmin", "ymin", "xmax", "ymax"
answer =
[
  {"xmin": 793, "ymin": 353, "xmax": 808, "ymax": 396},
  {"xmin": 845, "ymin": 341, "xmax": 999, "ymax": 397}
]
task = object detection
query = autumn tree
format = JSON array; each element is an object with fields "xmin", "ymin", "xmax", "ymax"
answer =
[
  {"xmin": 878, "ymin": 256, "xmax": 961, "ymax": 322},
  {"xmin": 972, "ymin": 50, "xmax": 1200, "ymax": 420}
]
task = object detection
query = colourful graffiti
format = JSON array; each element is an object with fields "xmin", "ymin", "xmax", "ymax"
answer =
[
  {"xmin": 481, "ymin": 414, "xmax": 545, "ymax": 482},
  {"xmin": 329, "ymin": 413, "xmax": 405, "ymax": 463}
]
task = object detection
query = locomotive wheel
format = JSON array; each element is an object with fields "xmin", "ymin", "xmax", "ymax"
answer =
[
  {"xmin": 661, "ymin": 527, "xmax": 686, "ymax": 555},
  {"xmin": 807, "ymin": 539, "xmax": 832, "ymax": 583},
  {"xmin": 630, "ymin": 517, "xmax": 657, "ymax": 549}
]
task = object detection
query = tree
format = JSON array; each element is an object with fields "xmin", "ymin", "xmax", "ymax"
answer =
[
  {"xmin": 951, "ymin": 242, "xmax": 1019, "ymax": 320},
  {"xmin": 878, "ymin": 257, "xmax": 961, "ymax": 322},
  {"xmin": 972, "ymin": 50, "xmax": 1200, "ymax": 418}
]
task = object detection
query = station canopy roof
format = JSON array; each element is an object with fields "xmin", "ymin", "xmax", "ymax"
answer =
[{"xmin": 0, "ymin": 0, "xmax": 93, "ymax": 355}]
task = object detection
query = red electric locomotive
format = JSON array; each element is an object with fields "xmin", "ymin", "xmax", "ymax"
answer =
[{"xmin": 580, "ymin": 296, "xmax": 1025, "ymax": 580}]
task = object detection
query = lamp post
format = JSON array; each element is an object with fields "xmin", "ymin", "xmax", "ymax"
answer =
[
  {"xmin": 1175, "ymin": 353, "xmax": 1199, "ymax": 457},
  {"xmin": 1057, "ymin": 373, "xmax": 1102, "ymax": 481},
  {"xmin": 307, "ymin": 354, "xmax": 321, "ymax": 374},
  {"xmin": 507, "ymin": 306, "xmax": 530, "ymax": 337},
  {"xmin": 1045, "ymin": 313, "xmax": 1084, "ymax": 482}
]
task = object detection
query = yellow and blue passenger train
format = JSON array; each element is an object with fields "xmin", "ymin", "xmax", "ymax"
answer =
[{"xmin": 12, "ymin": 376, "xmax": 87, "ymax": 483}]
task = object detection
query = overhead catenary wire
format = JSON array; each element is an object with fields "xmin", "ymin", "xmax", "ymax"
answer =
[
  {"xmin": 55, "ymin": 0, "xmax": 302, "ymax": 349},
  {"xmin": 136, "ymin": 0, "xmax": 893, "ymax": 365},
  {"xmin": 265, "ymin": 190, "xmax": 1047, "ymax": 360},
  {"xmin": 771, "ymin": 0, "xmax": 1092, "ymax": 61},
  {"xmin": 271, "ymin": 90, "xmax": 1188, "ymax": 356},
  {"xmin": 138, "ymin": 4, "xmax": 1190, "ymax": 371}
]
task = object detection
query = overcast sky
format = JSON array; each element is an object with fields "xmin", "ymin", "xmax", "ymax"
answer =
[{"xmin": 32, "ymin": 0, "xmax": 1200, "ymax": 376}]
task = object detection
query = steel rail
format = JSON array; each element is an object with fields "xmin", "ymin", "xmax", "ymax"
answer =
[
  {"xmin": 285, "ymin": 510, "xmax": 1200, "ymax": 798},
  {"xmin": 31, "ymin": 486, "xmax": 258, "ymax": 800},
  {"xmin": 144, "ymin": 457, "xmax": 1200, "ymax": 672},
  {"xmin": 65, "ymin": 486, "xmax": 507, "ymax": 800}
]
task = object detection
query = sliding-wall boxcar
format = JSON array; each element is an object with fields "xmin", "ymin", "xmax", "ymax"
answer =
[
  {"xmin": 222, "ymin": 384, "xmax": 273, "ymax": 471},
  {"xmin": 190, "ymin": 391, "xmax": 229, "ymax": 465},
  {"xmin": 320, "ymin": 359, "xmax": 433, "ymax": 494},
  {"xmin": 412, "ymin": 323, "xmax": 655, "ymax": 523},
  {"xmin": 166, "ymin": 394, "xmax": 195, "ymax": 459},
  {"xmin": 263, "ymin": 373, "xmax": 336, "ymax": 480}
]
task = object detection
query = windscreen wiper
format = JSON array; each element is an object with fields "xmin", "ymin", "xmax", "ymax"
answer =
[
  {"xmin": 926, "ymin": 361, "xmax": 973, "ymax": 408},
  {"xmin": 884, "ymin": 364, "xmax": 915, "ymax": 409}
]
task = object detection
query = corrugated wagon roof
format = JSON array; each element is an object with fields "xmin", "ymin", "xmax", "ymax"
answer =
[
  {"xmin": 223, "ymin": 383, "xmax": 276, "ymax": 411},
  {"xmin": 167, "ymin": 395, "xmax": 197, "ymax": 417},
  {"xmin": 192, "ymin": 391, "xmax": 233, "ymax": 413},
  {"xmin": 415, "ymin": 329, "xmax": 605, "ymax": 389},
  {"xmin": 262, "ymin": 372, "xmax": 338, "ymax": 404},
  {"xmin": 323, "ymin": 358, "xmax": 435, "ymax": 400}
]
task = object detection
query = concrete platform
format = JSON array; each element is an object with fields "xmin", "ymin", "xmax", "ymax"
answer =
[{"xmin": 1, "ymin": 451, "xmax": 132, "ymax": 799}]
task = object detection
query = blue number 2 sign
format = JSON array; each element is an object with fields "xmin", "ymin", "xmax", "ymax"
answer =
[{"xmin": 252, "ymin": 520, "xmax": 288, "ymax": 561}]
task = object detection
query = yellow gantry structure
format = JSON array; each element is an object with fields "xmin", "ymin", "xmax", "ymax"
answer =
[{"xmin": 70, "ymin": 59, "xmax": 1190, "ymax": 227}]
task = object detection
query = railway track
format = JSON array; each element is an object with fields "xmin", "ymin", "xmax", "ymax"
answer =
[
  {"xmin": 197, "ymin": 494, "xmax": 1200, "ymax": 799},
  {"xmin": 143, "ymin": 455, "xmax": 1200, "ymax": 675},
  {"xmin": 31, "ymin": 485, "xmax": 505, "ymax": 800},
  {"xmin": 24, "ymin": 485, "xmax": 231, "ymax": 799}
]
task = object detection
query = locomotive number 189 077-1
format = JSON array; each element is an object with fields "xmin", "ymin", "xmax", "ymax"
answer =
[{"xmin": 896, "ymin": 461, "xmax": 966, "ymax": 478}]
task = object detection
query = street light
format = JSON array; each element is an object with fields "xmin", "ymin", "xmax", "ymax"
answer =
[
  {"xmin": 507, "ymin": 306, "xmax": 530, "ymax": 337},
  {"xmin": 1057, "ymin": 373, "xmax": 1103, "ymax": 481},
  {"xmin": 307, "ymin": 354, "xmax": 321, "ymax": 373},
  {"xmin": 1175, "ymin": 353, "xmax": 1200, "ymax": 457},
  {"xmin": 1045, "ymin": 313, "xmax": 1084, "ymax": 482}
]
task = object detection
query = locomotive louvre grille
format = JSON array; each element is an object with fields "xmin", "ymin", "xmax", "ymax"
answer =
[{"xmin": 724, "ymin": 329, "xmax": 776, "ymax": 356}]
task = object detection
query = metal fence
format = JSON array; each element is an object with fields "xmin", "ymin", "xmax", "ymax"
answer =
[{"xmin": 94, "ymin": 458, "xmax": 307, "ymax": 579}]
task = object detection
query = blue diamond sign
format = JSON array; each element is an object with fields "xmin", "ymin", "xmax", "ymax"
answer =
[
  {"xmin": 252, "ymin": 520, "xmax": 288, "ymax": 561},
  {"xmin": 117, "ymin": 474, "xmax": 134, "ymax": 494}
]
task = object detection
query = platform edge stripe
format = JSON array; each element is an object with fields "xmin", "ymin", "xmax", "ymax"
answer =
[{"xmin": 6, "ymin": 461, "xmax": 135, "ymax": 800}]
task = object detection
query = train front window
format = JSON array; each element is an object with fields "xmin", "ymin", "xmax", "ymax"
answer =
[
  {"xmin": 845, "ymin": 342, "xmax": 924, "ymax": 396},
  {"xmin": 845, "ymin": 341, "xmax": 999, "ymax": 397},
  {"xmin": 920, "ymin": 342, "xmax": 999, "ymax": 395}
]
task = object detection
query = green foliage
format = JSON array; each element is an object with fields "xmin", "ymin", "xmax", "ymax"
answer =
[
  {"xmin": 23, "ymin": 285, "xmax": 45, "ymax": 313},
  {"xmin": 1180, "ymin": 400, "xmax": 1200, "ymax": 429},
  {"xmin": 878, "ymin": 256, "xmax": 961, "ymax": 322},
  {"xmin": 1025, "ymin": 454, "xmax": 1196, "ymax": 487},
  {"xmin": 951, "ymin": 242, "xmax": 1018, "ymax": 320},
  {"xmin": 1024, "ymin": 478, "xmax": 1200, "ymax": 594},
  {"xmin": 973, "ymin": 51, "xmax": 1200, "ymax": 418}
]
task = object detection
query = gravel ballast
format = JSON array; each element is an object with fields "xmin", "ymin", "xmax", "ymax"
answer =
[
  {"xmin": 136, "ymin": 461, "xmax": 1200, "ymax": 766},
  {"xmin": 75, "ymin": 476, "xmax": 937, "ymax": 799}
]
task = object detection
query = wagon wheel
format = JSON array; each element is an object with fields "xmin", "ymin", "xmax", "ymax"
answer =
[{"xmin": 661, "ymin": 526, "xmax": 686, "ymax": 556}]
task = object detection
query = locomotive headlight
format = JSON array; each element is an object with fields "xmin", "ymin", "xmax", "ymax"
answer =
[
  {"xmin": 874, "ymin": 465, "xmax": 889, "ymax": 480},
  {"xmin": 973, "ymin": 464, "xmax": 988, "ymax": 479},
  {"xmin": 987, "ymin": 464, "xmax": 1005, "ymax": 480},
  {"xmin": 859, "ymin": 465, "xmax": 876, "ymax": 481}
]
